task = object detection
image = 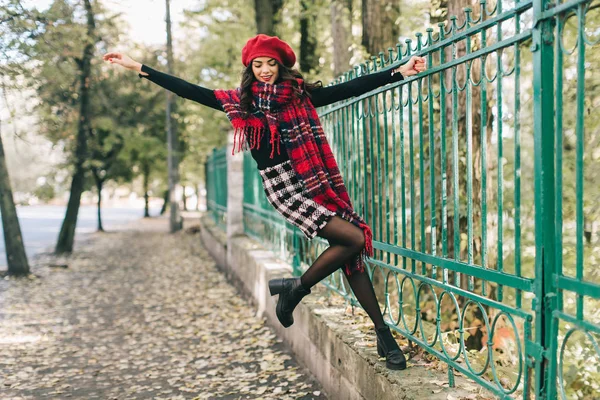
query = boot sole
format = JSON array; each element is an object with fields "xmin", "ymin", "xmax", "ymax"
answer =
[
  {"xmin": 386, "ymin": 360, "xmax": 407, "ymax": 370},
  {"xmin": 378, "ymin": 343, "xmax": 407, "ymax": 370}
]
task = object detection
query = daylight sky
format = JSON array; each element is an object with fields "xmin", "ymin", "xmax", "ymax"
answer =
[{"xmin": 26, "ymin": 0, "xmax": 200, "ymax": 46}]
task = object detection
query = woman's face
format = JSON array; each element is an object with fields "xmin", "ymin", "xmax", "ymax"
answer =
[{"xmin": 251, "ymin": 57, "xmax": 279, "ymax": 84}]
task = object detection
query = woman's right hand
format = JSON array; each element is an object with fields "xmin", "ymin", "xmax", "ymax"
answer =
[{"xmin": 103, "ymin": 52, "xmax": 142, "ymax": 73}]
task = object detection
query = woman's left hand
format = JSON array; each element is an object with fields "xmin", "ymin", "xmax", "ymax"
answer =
[{"xmin": 394, "ymin": 56, "xmax": 427, "ymax": 77}]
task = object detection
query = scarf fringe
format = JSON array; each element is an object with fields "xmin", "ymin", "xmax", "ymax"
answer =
[
  {"xmin": 231, "ymin": 125, "xmax": 282, "ymax": 159},
  {"xmin": 268, "ymin": 124, "xmax": 281, "ymax": 159},
  {"xmin": 342, "ymin": 222, "xmax": 373, "ymax": 275}
]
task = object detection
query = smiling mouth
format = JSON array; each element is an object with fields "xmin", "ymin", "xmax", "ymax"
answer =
[{"xmin": 261, "ymin": 75, "xmax": 272, "ymax": 81}]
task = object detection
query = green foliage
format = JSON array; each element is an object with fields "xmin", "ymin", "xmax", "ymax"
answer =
[
  {"xmin": 174, "ymin": 0, "xmax": 255, "ymax": 184},
  {"xmin": 33, "ymin": 181, "xmax": 55, "ymax": 202}
]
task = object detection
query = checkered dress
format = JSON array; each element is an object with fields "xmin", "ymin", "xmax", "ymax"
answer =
[{"xmin": 259, "ymin": 159, "xmax": 337, "ymax": 240}]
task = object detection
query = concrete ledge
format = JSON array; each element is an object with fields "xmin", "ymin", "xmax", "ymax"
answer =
[{"xmin": 198, "ymin": 213, "xmax": 488, "ymax": 400}]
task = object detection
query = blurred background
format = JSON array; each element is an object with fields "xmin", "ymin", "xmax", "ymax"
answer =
[{"xmin": 0, "ymin": 0, "xmax": 432, "ymax": 266}]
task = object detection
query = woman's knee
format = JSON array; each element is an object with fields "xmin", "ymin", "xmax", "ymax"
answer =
[
  {"xmin": 318, "ymin": 216, "xmax": 366, "ymax": 251},
  {"xmin": 351, "ymin": 229, "xmax": 366, "ymax": 253}
]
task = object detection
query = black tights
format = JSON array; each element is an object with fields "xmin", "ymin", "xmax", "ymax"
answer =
[{"xmin": 299, "ymin": 216, "xmax": 386, "ymax": 329}]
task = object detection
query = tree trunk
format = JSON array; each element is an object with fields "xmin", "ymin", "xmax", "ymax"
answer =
[
  {"xmin": 143, "ymin": 161, "xmax": 150, "ymax": 218},
  {"xmin": 55, "ymin": 0, "xmax": 96, "ymax": 254},
  {"xmin": 160, "ymin": 189, "xmax": 169, "ymax": 216},
  {"xmin": 195, "ymin": 183, "xmax": 201, "ymax": 211},
  {"xmin": 95, "ymin": 176, "xmax": 104, "ymax": 232},
  {"xmin": 331, "ymin": 0, "xmax": 351, "ymax": 76},
  {"xmin": 0, "ymin": 121, "xmax": 29, "ymax": 276},
  {"xmin": 299, "ymin": 0, "xmax": 318, "ymax": 74},
  {"xmin": 254, "ymin": 0, "xmax": 283, "ymax": 35},
  {"xmin": 165, "ymin": 0, "xmax": 182, "ymax": 232},
  {"xmin": 182, "ymin": 185, "xmax": 188, "ymax": 211},
  {"xmin": 361, "ymin": 0, "xmax": 382, "ymax": 55},
  {"xmin": 382, "ymin": 2, "xmax": 401, "ymax": 49}
]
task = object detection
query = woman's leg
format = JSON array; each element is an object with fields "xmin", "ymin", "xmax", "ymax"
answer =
[
  {"xmin": 341, "ymin": 268, "xmax": 386, "ymax": 329},
  {"xmin": 299, "ymin": 216, "xmax": 365, "ymax": 289},
  {"xmin": 301, "ymin": 216, "xmax": 386, "ymax": 329}
]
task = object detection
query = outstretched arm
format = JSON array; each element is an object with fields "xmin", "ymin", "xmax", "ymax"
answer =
[
  {"xmin": 137, "ymin": 64, "xmax": 222, "ymax": 111},
  {"xmin": 103, "ymin": 52, "xmax": 223, "ymax": 112},
  {"xmin": 311, "ymin": 56, "xmax": 426, "ymax": 108}
]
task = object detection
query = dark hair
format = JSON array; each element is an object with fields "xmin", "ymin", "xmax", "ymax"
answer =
[{"xmin": 239, "ymin": 59, "xmax": 323, "ymax": 115}]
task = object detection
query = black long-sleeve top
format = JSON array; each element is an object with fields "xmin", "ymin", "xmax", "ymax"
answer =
[{"xmin": 138, "ymin": 63, "xmax": 404, "ymax": 170}]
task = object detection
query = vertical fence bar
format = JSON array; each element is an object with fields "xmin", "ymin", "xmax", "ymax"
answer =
[
  {"xmin": 439, "ymin": 23, "xmax": 449, "ymax": 285},
  {"xmin": 368, "ymin": 60, "xmax": 377, "ymax": 255},
  {"xmin": 383, "ymin": 57, "xmax": 392, "ymax": 266},
  {"xmin": 373, "ymin": 55, "xmax": 383, "ymax": 258},
  {"xmin": 392, "ymin": 77, "xmax": 399, "ymax": 268},
  {"xmin": 480, "ymin": 8, "xmax": 488, "ymax": 297},
  {"xmin": 554, "ymin": 2, "xmax": 564, "ymax": 322},
  {"xmin": 451, "ymin": 18, "xmax": 460, "ymax": 287},
  {"xmin": 362, "ymin": 66, "xmax": 369, "ymax": 237},
  {"xmin": 416, "ymin": 34, "xmax": 426, "ymax": 275},
  {"xmin": 408, "ymin": 58, "xmax": 417, "ymax": 274},
  {"xmin": 465, "ymin": 9, "xmax": 474, "ymax": 292},
  {"xmin": 427, "ymin": 28, "xmax": 437, "ymax": 281},
  {"xmin": 532, "ymin": 0, "xmax": 557, "ymax": 394},
  {"xmin": 514, "ymin": 13, "xmax": 523, "ymax": 309},
  {"xmin": 352, "ymin": 69, "xmax": 359, "ymax": 206},
  {"xmin": 575, "ymin": 3, "xmax": 585, "ymax": 323},
  {"xmin": 400, "ymin": 82, "xmax": 408, "ymax": 271},
  {"xmin": 548, "ymin": 10, "xmax": 564, "ymax": 400},
  {"xmin": 496, "ymin": 3, "xmax": 505, "ymax": 302}
]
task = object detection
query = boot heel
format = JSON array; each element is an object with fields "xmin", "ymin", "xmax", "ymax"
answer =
[{"xmin": 268, "ymin": 279, "xmax": 285, "ymax": 296}]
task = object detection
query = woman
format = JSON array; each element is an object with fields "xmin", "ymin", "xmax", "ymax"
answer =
[{"xmin": 103, "ymin": 34, "xmax": 426, "ymax": 370}]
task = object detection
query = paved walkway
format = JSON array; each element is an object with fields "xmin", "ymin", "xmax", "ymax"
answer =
[{"xmin": 0, "ymin": 217, "xmax": 327, "ymax": 400}]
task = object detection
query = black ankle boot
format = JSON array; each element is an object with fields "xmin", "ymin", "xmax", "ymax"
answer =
[
  {"xmin": 376, "ymin": 326, "xmax": 407, "ymax": 370},
  {"xmin": 268, "ymin": 277, "xmax": 311, "ymax": 328}
]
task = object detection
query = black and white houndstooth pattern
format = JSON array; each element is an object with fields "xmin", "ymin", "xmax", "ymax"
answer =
[{"xmin": 259, "ymin": 159, "xmax": 336, "ymax": 239}]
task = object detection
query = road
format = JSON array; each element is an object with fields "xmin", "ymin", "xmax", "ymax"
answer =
[{"xmin": 0, "ymin": 205, "xmax": 159, "ymax": 267}]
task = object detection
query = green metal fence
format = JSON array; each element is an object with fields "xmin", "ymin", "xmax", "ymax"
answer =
[
  {"xmin": 205, "ymin": 146, "xmax": 228, "ymax": 230},
  {"xmin": 238, "ymin": 0, "xmax": 600, "ymax": 397}
]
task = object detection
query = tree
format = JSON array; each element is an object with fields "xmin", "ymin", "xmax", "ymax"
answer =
[
  {"xmin": 431, "ymin": 0, "xmax": 495, "ymax": 292},
  {"xmin": 299, "ymin": 0, "xmax": 318, "ymax": 74},
  {"xmin": 89, "ymin": 128, "xmax": 125, "ymax": 231},
  {"xmin": 123, "ymin": 47, "xmax": 170, "ymax": 219},
  {"xmin": 361, "ymin": 0, "xmax": 382, "ymax": 55},
  {"xmin": 254, "ymin": 0, "xmax": 284, "ymax": 35},
  {"xmin": 330, "ymin": 0, "xmax": 352, "ymax": 76},
  {"xmin": 54, "ymin": 0, "xmax": 98, "ymax": 253},
  {"xmin": 361, "ymin": 0, "xmax": 402, "ymax": 56},
  {"xmin": 0, "ymin": 96, "xmax": 29, "ymax": 276},
  {"xmin": 178, "ymin": 0, "xmax": 254, "ymax": 191},
  {"xmin": 165, "ymin": 0, "xmax": 183, "ymax": 232}
]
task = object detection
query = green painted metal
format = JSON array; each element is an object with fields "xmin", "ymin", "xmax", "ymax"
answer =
[
  {"xmin": 205, "ymin": 147, "xmax": 228, "ymax": 230},
  {"xmin": 206, "ymin": 0, "xmax": 600, "ymax": 397}
]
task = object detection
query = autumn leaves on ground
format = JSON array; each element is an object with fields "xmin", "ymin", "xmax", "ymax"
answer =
[{"xmin": 0, "ymin": 217, "xmax": 326, "ymax": 400}]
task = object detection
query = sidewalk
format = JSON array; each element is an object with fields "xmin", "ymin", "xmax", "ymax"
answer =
[{"xmin": 0, "ymin": 216, "xmax": 327, "ymax": 400}]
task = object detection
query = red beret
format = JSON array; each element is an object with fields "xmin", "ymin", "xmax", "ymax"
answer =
[{"xmin": 241, "ymin": 34, "xmax": 296, "ymax": 68}]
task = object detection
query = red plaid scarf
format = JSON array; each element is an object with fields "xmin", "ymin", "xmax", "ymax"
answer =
[{"xmin": 214, "ymin": 79, "xmax": 373, "ymax": 275}]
